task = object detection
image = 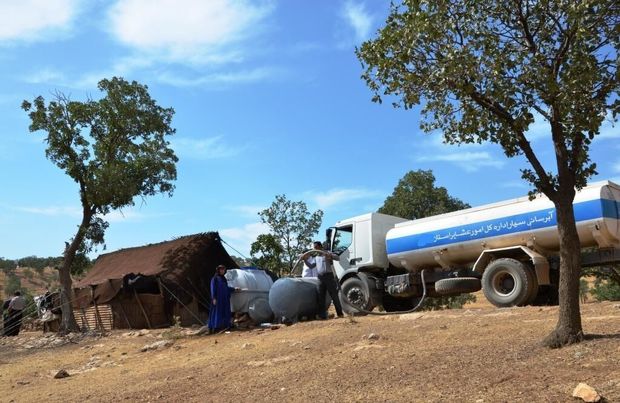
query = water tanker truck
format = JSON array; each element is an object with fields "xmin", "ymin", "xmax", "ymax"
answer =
[{"xmin": 326, "ymin": 180, "xmax": 620, "ymax": 312}]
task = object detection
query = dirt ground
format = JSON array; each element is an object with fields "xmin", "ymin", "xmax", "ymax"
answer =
[{"xmin": 0, "ymin": 300, "xmax": 619, "ymax": 403}]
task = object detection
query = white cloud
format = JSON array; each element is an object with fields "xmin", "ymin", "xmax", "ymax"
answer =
[
  {"xmin": 22, "ymin": 68, "xmax": 67, "ymax": 85},
  {"xmin": 103, "ymin": 209, "xmax": 146, "ymax": 223},
  {"xmin": 107, "ymin": 0, "xmax": 274, "ymax": 65},
  {"xmin": 341, "ymin": 1, "xmax": 373, "ymax": 42},
  {"xmin": 172, "ymin": 136, "xmax": 244, "ymax": 160},
  {"xmin": 220, "ymin": 222, "xmax": 269, "ymax": 256},
  {"xmin": 417, "ymin": 151, "xmax": 505, "ymax": 172},
  {"xmin": 156, "ymin": 67, "xmax": 277, "ymax": 87},
  {"xmin": 0, "ymin": 0, "xmax": 82, "ymax": 42},
  {"xmin": 309, "ymin": 188, "xmax": 380, "ymax": 209},
  {"xmin": 14, "ymin": 205, "xmax": 81, "ymax": 217},
  {"xmin": 226, "ymin": 205, "xmax": 265, "ymax": 218}
]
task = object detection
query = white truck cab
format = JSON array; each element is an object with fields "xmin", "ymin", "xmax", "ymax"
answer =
[{"xmin": 327, "ymin": 213, "xmax": 407, "ymax": 280}]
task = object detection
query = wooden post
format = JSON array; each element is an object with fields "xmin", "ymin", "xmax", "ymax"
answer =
[
  {"xmin": 133, "ymin": 289, "xmax": 152, "ymax": 329},
  {"xmin": 93, "ymin": 302, "xmax": 105, "ymax": 331},
  {"xmin": 80, "ymin": 308, "xmax": 90, "ymax": 331}
]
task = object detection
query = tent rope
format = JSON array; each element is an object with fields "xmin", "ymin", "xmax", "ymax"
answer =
[{"xmin": 158, "ymin": 279, "xmax": 205, "ymax": 324}]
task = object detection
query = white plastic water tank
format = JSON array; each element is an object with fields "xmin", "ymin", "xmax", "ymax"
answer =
[{"xmin": 226, "ymin": 268, "xmax": 274, "ymax": 323}]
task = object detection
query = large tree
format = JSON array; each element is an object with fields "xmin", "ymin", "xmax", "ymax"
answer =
[
  {"xmin": 379, "ymin": 170, "xmax": 470, "ymax": 219},
  {"xmin": 380, "ymin": 170, "xmax": 475, "ymax": 310},
  {"xmin": 258, "ymin": 195, "xmax": 323, "ymax": 275},
  {"xmin": 22, "ymin": 77, "xmax": 178, "ymax": 333},
  {"xmin": 250, "ymin": 233, "xmax": 285, "ymax": 276},
  {"xmin": 357, "ymin": 1, "xmax": 618, "ymax": 347}
]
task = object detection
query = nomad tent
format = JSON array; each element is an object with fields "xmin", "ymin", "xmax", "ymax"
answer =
[{"xmin": 73, "ymin": 232, "xmax": 238, "ymax": 330}]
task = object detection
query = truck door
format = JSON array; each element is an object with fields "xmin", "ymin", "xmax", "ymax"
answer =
[{"xmin": 330, "ymin": 225, "xmax": 354, "ymax": 279}]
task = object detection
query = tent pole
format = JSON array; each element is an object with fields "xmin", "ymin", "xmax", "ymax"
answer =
[
  {"xmin": 133, "ymin": 289, "xmax": 152, "ymax": 329},
  {"xmin": 93, "ymin": 301, "xmax": 105, "ymax": 331},
  {"xmin": 91, "ymin": 287, "xmax": 105, "ymax": 331},
  {"xmin": 80, "ymin": 308, "xmax": 89, "ymax": 331}
]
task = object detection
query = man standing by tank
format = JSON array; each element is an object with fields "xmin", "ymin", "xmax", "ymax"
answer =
[
  {"xmin": 302, "ymin": 241, "xmax": 344, "ymax": 319},
  {"xmin": 6, "ymin": 291, "xmax": 26, "ymax": 336}
]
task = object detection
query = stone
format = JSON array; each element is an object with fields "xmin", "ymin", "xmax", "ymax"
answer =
[
  {"xmin": 195, "ymin": 326, "xmax": 210, "ymax": 336},
  {"xmin": 241, "ymin": 343, "xmax": 256, "ymax": 349},
  {"xmin": 367, "ymin": 333, "xmax": 380, "ymax": 340},
  {"xmin": 140, "ymin": 340, "xmax": 174, "ymax": 352},
  {"xmin": 572, "ymin": 383, "xmax": 601, "ymax": 402},
  {"xmin": 54, "ymin": 369, "xmax": 70, "ymax": 379}
]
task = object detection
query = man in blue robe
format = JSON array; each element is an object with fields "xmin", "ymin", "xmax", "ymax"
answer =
[{"xmin": 208, "ymin": 265, "xmax": 236, "ymax": 333}]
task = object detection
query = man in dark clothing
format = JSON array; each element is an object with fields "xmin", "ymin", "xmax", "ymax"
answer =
[
  {"xmin": 6, "ymin": 291, "xmax": 26, "ymax": 336},
  {"xmin": 302, "ymin": 241, "xmax": 345, "ymax": 319}
]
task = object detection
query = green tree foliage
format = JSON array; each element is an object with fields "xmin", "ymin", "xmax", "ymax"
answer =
[
  {"xmin": 16, "ymin": 256, "xmax": 64, "ymax": 272},
  {"xmin": 380, "ymin": 170, "xmax": 473, "ymax": 310},
  {"xmin": 229, "ymin": 255, "xmax": 253, "ymax": 268},
  {"xmin": 258, "ymin": 195, "xmax": 323, "ymax": 275},
  {"xmin": 357, "ymin": 0, "xmax": 618, "ymax": 348},
  {"xmin": 379, "ymin": 170, "xmax": 470, "ymax": 219},
  {"xmin": 590, "ymin": 278, "xmax": 620, "ymax": 301},
  {"xmin": 5, "ymin": 274, "xmax": 22, "ymax": 297},
  {"xmin": 250, "ymin": 234, "xmax": 285, "ymax": 276},
  {"xmin": 583, "ymin": 265, "xmax": 620, "ymax": 301},
  {"xmin": 22, "ymin": 77, "xmax": 178, "ymax": 332},
  {"xmin": 0, "ymin": 258, "xmax": 17, "ymax": 272},
  {"xmin": 423, "ymin": 294, "xmax": 477, "ymax": 310}
]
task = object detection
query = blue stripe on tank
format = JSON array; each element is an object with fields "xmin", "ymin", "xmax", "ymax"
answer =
[{"xmin": 386, "ymin": 198, "xmax": 619, "ymax": 255}]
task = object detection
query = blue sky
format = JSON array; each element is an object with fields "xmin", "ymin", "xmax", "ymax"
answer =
[{"xmin": 0, "ymin": 0, "xmax": 618, "ymax": 260}]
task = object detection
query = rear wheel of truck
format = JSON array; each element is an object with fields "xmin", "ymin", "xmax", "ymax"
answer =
[
  {"xmin": 434, "ymin": 277, "xmax": 482, "ymax": 295},
  {"xmin": 522, "ymin": 267, "xmax": 539, "ymax": 306},
  {"xmin": 482, "ymin": 258, "xmax": 536, "ymax": 307},
  {"xmin": 339, "ymin": 276, "xmax": 374, "ymax": 315}
]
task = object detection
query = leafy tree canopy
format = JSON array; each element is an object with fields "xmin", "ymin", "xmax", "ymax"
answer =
[
  {"xmin": 250, "ymin": 234, "xmax": 285, "ymax": 276},
  {"xmin": 379, "ymin": 170, "xmax": 470, "ymax": 219},
  {"xmin": 22, "ymin": 77, "xmax": 178, "ymax": 332},
  {"xmin": 258, "ymin": 195, "xmax": 323, "ymax": 275},
  {"xmin": 357, "ymin": 0, "xmax": 618, "ymax": 198}
]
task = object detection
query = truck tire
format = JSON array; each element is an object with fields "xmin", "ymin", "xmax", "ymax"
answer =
[
  {"xmin": 522, "ymin": 267, "xmax": 539, "ymax": 306},
  {"xmin": 434, "ymin": 277, "xmax": 481, "ymax": 295},
  {"xmin": 339, "ymin": 276, "xmax": 374, "ymax": 315},
  {"xmin": 482, "ymin": 258, "xmax": 535, "ymax": 307}
]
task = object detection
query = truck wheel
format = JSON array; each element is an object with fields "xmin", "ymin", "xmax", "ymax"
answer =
[
  {"xmin": 522, "ymin": 267, "xmax": 539, "ymax": 306},
  {"xmin": 434, "ymin": 277, "xmax": 481, "ymax": 295},
  {"xmin": 339, "ymin": 276, "xmax": 374, "ymax": 315},
  {"xmin": 482, "ymin": 258, "xmax": 535, "ymax": 307}
]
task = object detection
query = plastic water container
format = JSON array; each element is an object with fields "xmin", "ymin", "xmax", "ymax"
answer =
[
  {"xmin": 226, "ymin": 267, "xmax": 274, "ymax": 323},
  {"xmin": 268, "ymin": 277, "xmax": 331, "ymax": 323}
]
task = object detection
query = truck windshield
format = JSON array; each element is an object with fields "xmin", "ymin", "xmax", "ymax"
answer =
[{"xmin": 333, "ymin": 226, "xmax": 353, "ymax": 255}]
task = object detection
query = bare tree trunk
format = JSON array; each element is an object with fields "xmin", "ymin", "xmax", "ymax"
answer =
[
  {"xmin": 58, "ymin": 264, "xmax": 80, "ymax": 333},
  {"xmin": 543, "ymin": 199, "xmax": 584, "ymax": 348},
  {"xmin": 58, "ymin": 209, "xmax": 93, "ymax": 334}
]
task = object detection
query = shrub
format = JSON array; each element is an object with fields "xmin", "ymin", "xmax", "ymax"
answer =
[
  {"xmin": 422, "ymin": 294, "xmax": 477, "ymax": 310},
  {"xmin": 590, "ymin": 279, "xmax": 620, "ymax": 302}
]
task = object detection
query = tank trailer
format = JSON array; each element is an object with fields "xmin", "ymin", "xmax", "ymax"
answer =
[{"xmin": 327, "ymin": 181, "xmax": 620, "ymax": 312}]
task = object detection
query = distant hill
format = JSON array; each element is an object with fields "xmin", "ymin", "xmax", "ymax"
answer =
[{"xmin": 0, "ymin": 267, "xmax": 61, "ymax": 299}]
